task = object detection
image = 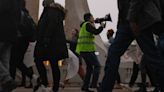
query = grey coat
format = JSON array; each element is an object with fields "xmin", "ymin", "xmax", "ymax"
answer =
[{"xmin": 127, "ymin": 0, "xmax": 162, "ymax": 31}]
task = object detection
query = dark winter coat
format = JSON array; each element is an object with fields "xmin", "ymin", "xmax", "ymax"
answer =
[
  {"xmin": 34, "ymin": 5, "xmax": 68, "ymax": 61},
  {"xmin": 0, "ymin": 0, "xmax": 22, "ymax": 42},
  {"xmin": 127, "ymin": 0, "xmax": 162, "ymax": 30}
]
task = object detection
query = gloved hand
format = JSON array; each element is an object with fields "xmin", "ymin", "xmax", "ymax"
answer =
[{"xmin": 100, "ymin": 22, "xmax": 106, "ymax": 28}]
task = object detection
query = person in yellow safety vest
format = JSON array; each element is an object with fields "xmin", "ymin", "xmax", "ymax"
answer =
[{"xmin": 76, "ymin": 13, "xmax": 105, "ymax": 92}]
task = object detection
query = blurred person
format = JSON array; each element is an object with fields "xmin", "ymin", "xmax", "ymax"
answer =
[
  {"xmin": 106, "ymin": 29, "xmax": 122, "ymax": 89},
  {"xmin": 34, "ymin": 0, "xmax": 68, "ymax": 92},
  {"xmin": 64, "ymin": 28, "xmax": 85, "ymax": 85},
  {"xmin": 99, "ymin": 0, "xmax": 162, "ymax": 91},
  {"xmin": 128, "ymin": 43, "xmax": 159, "ymax": 92},
  {"xmin": 106, "ymin": 29, "xmax": 114, "ymax": 44},
  {"xmin": 0, "ymin": 0, "xmax": 22, "ymax": 91},
  {"xmin": 128, "ymin": 0, "xmax": 162, "ymax": 91},
  {"xmin": 76, "ymin": 13, "xmax": 105, "ymax": 92},
  {"xmin": 9, "ymin": 0, "xmax": 37, "ymax": 89}
]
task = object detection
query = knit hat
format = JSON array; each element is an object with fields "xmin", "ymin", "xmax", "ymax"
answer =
[{"xmin": 42, "ymin": 0, "xmax": 55, "ymax": 7}]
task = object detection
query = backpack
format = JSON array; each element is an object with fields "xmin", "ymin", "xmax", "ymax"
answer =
[{"xmin": 19, "ymin": 9, "xmax": 37, "ymax": 42}]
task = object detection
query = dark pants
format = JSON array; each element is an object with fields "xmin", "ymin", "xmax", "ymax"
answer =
[
  {"xmin": 34, "ymin": 58, "xmax": 60, "ymax": 91},
  {"xmin": 129, "ymin": 56, "xmax": 158, "ymax": 88},
  {"xmin": 157, "ymin": 32, "xmax": 164, "ymax": 91},
  {"xmin": 140, "ymin": 55, "xmax": 158, "ymax": 87},
  {"xmin": 116, "ymin": 71, "xmax": 121, "ymax": 84},
  {"xmin": 21, "ymin": 67, "xmax": 33, "ymax": 85},
  {"xmin": 100, "ymin": 22, "xmax": 162, "ymax": 92},
  {"xmin": 129, "ymin": 62, "xmax": 139, "ymax": 86},
  {"xmin": 9, "ymin": 37, "xmax": 33, "ymax": 79},
  {"xmin": 80, "ymin": 52, "xmax": 101, "ymax": 89}
]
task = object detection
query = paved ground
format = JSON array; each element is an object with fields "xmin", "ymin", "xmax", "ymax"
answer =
[
  {"xmin": 13, "ymin": 86, "xmax": 131, "ymax": 92},
  {"xmin": 12, "ymin": 84, "xmax": 156, "ymax": 92}
]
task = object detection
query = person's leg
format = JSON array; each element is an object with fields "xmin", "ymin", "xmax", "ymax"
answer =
[
  {"xmin": 0, "ymin": 42, "xmax": 17, "ymax": 91},
  {"xmin": 78, "ymin": 56, "xmax": 85, "ymax": 80},
  {"xmin": 27, "ymin": 67, "xmax": 33, "ymax": 88},
  {"xmin": 17, "ymin": 62, "xmax": 33, "ymax": 79},
  {"xmin": 9, "ymin": 38, "xmax": 29, "ymax": 79},
  {"xmin": 19, "ymin": 72, "xmax": 26, "ymax": 87},
  {"xmin": 34, "ymin": 58, "xmax": 48, "ymax": 87},
  {"xmin": 136, "ymin": 23, "xmax": 163, "ymax": 91},
  {"xmin": 116, "ymin": 71, "xmax": 121, "ymax": 84},
  {"xmin": 14, "ymin": 39, "xmax": 33, "ymax": 79},
  {"xmin": 88, "ymin": 53, "xmax": 101, "ymax": 88},
  {"xmin": 145, "ymin": 57, "xmax": 160, "ymax": 91},
  {"xmin": 9, "ymin": 41, "xmax": 19, "ymax": 79},
  {"xmin": 50, "ymin": 59, "xmax": 60, "ymax": 92},
  {"xmin": 129, "ymin": 62, "xmax": 139, "ymax": 87},
  {"xmin": 157, "ymin": 36, "xmax": 164, "ymax": 91},
  {"xmin": 137, "ymin": 56, "xmax": 147, "ymax": 92},
  {"xmin": 80, "ymin": 52, "xmax": 94, "ymax": 90},
  {"xmin": 99, "ymin": 23, "xmax": 134, "ymax": 92}
]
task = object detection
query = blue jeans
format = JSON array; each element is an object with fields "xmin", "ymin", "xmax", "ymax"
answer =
[
  {"xmin": 100, "ymin": 22, "xmax": 162, "ymax": 92},
  {"xmin": 0, "ymin": 42, "xmax": 12, "ymax": 86},
  {"xmin": 80, "ymin": 52, "xmax": 101, "ymax": 89}
]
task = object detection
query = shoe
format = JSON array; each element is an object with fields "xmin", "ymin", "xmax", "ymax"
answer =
[
  {"xmin": 35, "ymin": 85, "xmax": 49, "ymax": 92},
  {"xmin": 1, "ymin": 79, "xmax": 17, "ymax": 91}
]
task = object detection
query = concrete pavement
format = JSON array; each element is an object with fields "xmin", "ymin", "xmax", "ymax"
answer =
[{"xmin": 13, "ymin": 86, "xmax": 131, "ymax": 92}]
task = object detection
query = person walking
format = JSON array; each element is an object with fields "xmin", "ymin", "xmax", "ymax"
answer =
[
  {"xmin": 99, "ymin": 0, "xmax": 162, "ymax": 91},
  {"xmin": 106, "ymin": 29, "xmax": 122, "ymax": 89},
  {"xmin": 0, "ymin": 0, "xmax": 22, "ymax": 91},
  {"xmin": 34, "ymin": 0, "xmax": 68, "ymax": 92},
  {"xmin": 9, "ymin": 0, "xmax": 36, "ymax": 85},
  {"xmin": 76, "ymin": 13, "xmax": 105, "ymax": 92}
]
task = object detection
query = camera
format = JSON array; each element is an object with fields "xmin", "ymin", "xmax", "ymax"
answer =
[{"xmin": 94, "ymin": 13, "xmax": 112, "ymax": 23}]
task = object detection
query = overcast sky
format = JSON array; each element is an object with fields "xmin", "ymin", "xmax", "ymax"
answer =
[{"xmin": 39, "ymin": 0, "xmax": 118, "ymax": 42}]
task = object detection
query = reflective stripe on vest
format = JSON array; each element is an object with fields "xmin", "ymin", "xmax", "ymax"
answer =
[{"xmin": 76, "ymin": 22, "xmax": 96, "ymax": 54}]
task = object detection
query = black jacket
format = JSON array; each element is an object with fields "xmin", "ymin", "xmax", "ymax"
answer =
[
  {"xmin": 0, "ymin": 0, "xmax": 21, "ymax": 42},
  {"xmin": 127, "ymin": 0, "xmax": 162, "ymax": 30},
  {"xmin": 117, "ymin": 0, "xmax": 130, "ymax": 24},
  {"xmin": 34, "ymin": 6, "xmax": 68, "ymax": 61}
]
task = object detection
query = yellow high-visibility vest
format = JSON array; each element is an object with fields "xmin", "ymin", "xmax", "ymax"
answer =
[{"xmin": 76, "ymin": 22, "xmax": 96, "ymax": 54}]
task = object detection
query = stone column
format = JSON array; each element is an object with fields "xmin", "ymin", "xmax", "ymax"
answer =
[
  {"xmin": 65, "ymin": 0, "xmax": 90, "ymax": 40},
  {"xmin": 25, "ymin": 0, "xmax": 39, "ymax": 23}
]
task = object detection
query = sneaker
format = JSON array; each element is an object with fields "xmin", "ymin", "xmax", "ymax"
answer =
[
  {"xmin": 1, "ymin": 79, "xmax": 17, "ymax": 91},
  {"xmin": 35, "ymin": 85, "xmax": 50, "ymax": 92}
]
